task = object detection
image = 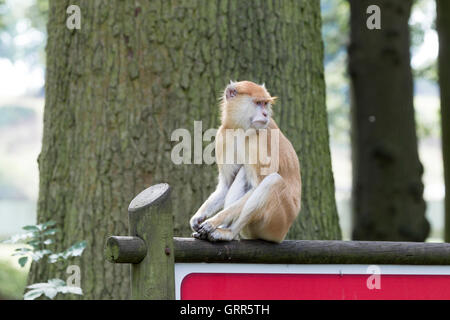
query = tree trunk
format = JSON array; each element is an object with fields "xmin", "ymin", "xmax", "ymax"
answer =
[
  {"xmin": 29, "ymin": 0, "xmax": 340, "ymax": 299},
  {"xmin": 437, "ymin": 0, "xmax": 450, "ymax": 242},
  {"xmin": 348, "ymin": 0, "xmax": 429, "ymax": 241}
]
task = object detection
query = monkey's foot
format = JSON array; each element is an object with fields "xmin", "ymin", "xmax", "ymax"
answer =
[
  {"xmin": 207, "ymin": 228, "xmax": 234, "ymax": 242},
  {"xmin": 196, "ymin": 220, "xmax": 216, "ymax": 238},
  {"xmin": 192, "ymin": 231, "xmax": 204, "ymax": 240}
]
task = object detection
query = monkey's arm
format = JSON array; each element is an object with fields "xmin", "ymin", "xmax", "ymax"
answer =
[
  {"xmin": 189, "ymin": 174, "xmax": 229, "ymax": 232},
  {"xmin": 193, "ymin": 188, "xmax": 253, "ymax": 240}
]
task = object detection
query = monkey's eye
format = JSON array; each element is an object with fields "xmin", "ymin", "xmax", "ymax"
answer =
[{"xmin": 256, "ymin": 101, "xmax": 266, "ymax": 107}]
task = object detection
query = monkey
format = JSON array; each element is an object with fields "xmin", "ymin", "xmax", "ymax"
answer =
[{"xmin": 190, "ymin": 80, "xmax": 301, "ymax": 243}]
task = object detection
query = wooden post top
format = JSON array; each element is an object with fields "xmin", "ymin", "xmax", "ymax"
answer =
[{"xmin": 128, "ymin": 183, "xmax": 171, "ymax": 213}]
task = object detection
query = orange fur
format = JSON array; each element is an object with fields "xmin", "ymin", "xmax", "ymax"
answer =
[{"xmin": 190, "ymin": 81, "xmax": 301, "ymax": 243}]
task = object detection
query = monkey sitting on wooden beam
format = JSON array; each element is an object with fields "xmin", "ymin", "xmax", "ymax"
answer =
[{"xmin": 190, "ymin": 81, "xmax": 301, "ymax": 243}]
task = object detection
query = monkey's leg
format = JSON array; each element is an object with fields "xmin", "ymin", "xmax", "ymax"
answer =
[
  {"xmin": 193, "ymin": 189, "xmax": 253, "ymax": 240},
  {"xmin": 224, "ymin": 167, "xmax": 248, "ymax": 209},
  {"xmin": 193, "ymin": 167, "xmax": 248, "ymax": 239},
  {"xmin": 207, "ymin": 173, "xmax": 283, "ymax": 242},
  {"xmin": 189, "ymin": 176, "xmax": 229, "ymax": 232}
]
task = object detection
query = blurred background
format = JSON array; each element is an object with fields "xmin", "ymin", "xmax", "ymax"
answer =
[{"xmin": 0, "ymin": 0, "xmax": 444, "ymax": 298}]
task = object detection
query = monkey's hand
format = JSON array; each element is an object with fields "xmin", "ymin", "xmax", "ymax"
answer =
[
  {"xmin": 192, "ymin": 220, "xmax": 216, "ymax": 240},
  {"xmin": 190, "ymin": 213, "xmax": 206, "ymax": 232},
  {"xmin": 193, "ymin": 221, "xmax": 234, "ymax": 242},
  {"xmin": 189, "ymin": 176, "xmax": 230, "ymax": 235}
]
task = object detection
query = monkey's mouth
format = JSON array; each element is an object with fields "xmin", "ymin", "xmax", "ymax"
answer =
[{"xmin": 251, "ymin": 119, "xmax": 269, "ymax": 129}]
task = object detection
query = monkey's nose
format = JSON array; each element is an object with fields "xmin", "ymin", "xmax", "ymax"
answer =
[{"xmin": 262, "ymin": 111, "xmax": 268, "ymax": 117}]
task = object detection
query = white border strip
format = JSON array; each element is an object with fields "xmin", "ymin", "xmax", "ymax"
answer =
[{"xmin": 174, "ymin": 263, "xmax": 450, "ymax": 300}]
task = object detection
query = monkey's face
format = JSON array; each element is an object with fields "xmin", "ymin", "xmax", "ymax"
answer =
[
  {"xmin": 250, "ymin": 99, "xmax": 272, "ymax": 129},
  {"xmin": 222, "ymin": 81, "xmax": 276, "ymax": 130}
]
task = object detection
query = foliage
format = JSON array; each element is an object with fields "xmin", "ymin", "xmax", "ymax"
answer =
[
  {"xmin": 3, "ymin": 220, "xmax": 87, "ymax": 299},
  {"xmin": 5, "ymin": 220, "xmax": 87, "ymax": 267},
  {"xmin": 0, "ymin": 260, "xmax": 28, "ymax": 299},
  {"xmin": 413, "ymin": 58, "xmax": 438, "ymax": 83},
  {"xmin": 321, "ymin": 0, "xmax": 351, "ymax": 143},
  {"xmin": 410, "ymin": 0, "xmax": 438, "ymax": 83},
  {"xmin": 321, "ymin": 0, "xmax": 349, "ymax": 64},
  {"xmin": 0, "ymin": 0, "xmax": 5, "ymax": 30},
  {"xmin": 26, "ymin": 0, "xmax": 48, "ymax": 33},
  {"xmin": 321, "ymin": 0, "xmax": 439, "ymax": 142},
  {"xmin": 0, "ymin": 0, "xmax": 47, "ymax": 66},
  {"xmin": 24, "ymin": 278, "xmax": 82, "ymax": 300}
]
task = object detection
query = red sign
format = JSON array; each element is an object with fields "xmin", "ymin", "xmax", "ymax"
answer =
[{"xmin": 178, "ymin": 268, "xmax": 450, "ymax": 300}]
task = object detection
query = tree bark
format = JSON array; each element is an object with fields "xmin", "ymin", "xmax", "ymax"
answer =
[
  {"xmin": 30, "ymin": 0, "xmax": 340, "ymax": 299},
  {"xmin": 437, "ymin": 0, "xmax": 450, "ymax": 242},
  {"xmin": 348, "ymin": 0, "xmax": 429, "ymax": 241}
]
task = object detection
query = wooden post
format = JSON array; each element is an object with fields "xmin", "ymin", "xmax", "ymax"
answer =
[
  {"xmin": 105, "ymin": 183, "xmax": 175, "ymax": 300},
  {"xmin": 128, "ymin": 183, "xmax": 174, "ymax": 300}
]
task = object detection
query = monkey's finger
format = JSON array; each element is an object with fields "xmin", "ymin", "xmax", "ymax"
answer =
[
  {"xmin": 192, "ymin": 231, "xmax": 207, "ymax": 240},
  {"xmin": 198, "ymin": 221, "xmax": 214, "ymax": 234},
  {"xmin": 190, "ymin": 217, "xmax": 206, "ymax": 232}
]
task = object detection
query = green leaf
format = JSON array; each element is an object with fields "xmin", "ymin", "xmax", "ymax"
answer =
[
  {"xmin": 12, "ymin": 247, "xmax": 31, "ymax": 256},
  {"xmin": 63, "ymin": 241, "xmax": 87, "ymax": 258},
  {"xmin": 18, "ymin": 256, "xmax": 28, "ymax": 267},
  {"xmin": 48, "ymin": 253, "xmax": 63, "ymax": 263},
  {"xmin": 31, "ymin": 249, "xmax": 52, "ymax": 261},
  {"xmin": 42, "ymin": 228, "xmax": 59, "ymax": 236},
  {"xmin": 26, "ymin": 279, "xmax": 83, "ymax": 299},
  {"xmin": 26, "ymin": 239, "xmax": 42, "ymax": 249},
  {"xmin": 43, "ymin": 287, "xmax": 58, "ymax": 299},
  {"xmin": 3, "ymin": 232, "xmax": 34, "ymax": 244},
  {"xmin": 41, "ymin": 220, "xmax": 57, "ymax": 230},
  {"xmin": 43, "ymin": 238, "xmax": 54, "ymax": 245},
  {"xmin": 27, "ymin": 282, "xmax": 53, "ymax": 289},
  {"xmin": 48, "ymin": 278, "xmax": 65, "ymax": 287},
  {"xmin": 22, "ymin": 225, "xmax": 40, "ymax": 232},
  {"xmin": 58, "ymin": 286, "xmax": 82, "ymax": 295},
  {"xmin": 24, "ymin": 289, "xmax": 44, "ymax": 300}
]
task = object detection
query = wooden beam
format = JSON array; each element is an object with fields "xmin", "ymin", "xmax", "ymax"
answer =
[
  {"xmin": 104, "ymin": 236, "xmax": 147, "ymax": 264},
  {"xmin": 174, "ymin": 237, "xmax": 450, "ymax": 265}
]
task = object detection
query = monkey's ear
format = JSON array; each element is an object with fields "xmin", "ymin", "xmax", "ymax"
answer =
[
  {"xmin": 270, "ymin": 96, "xmax": 278, "ymax": 104},
  {"xmin": 226, "ymin": 86, "xmax": 238, "ymax": 100}
]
